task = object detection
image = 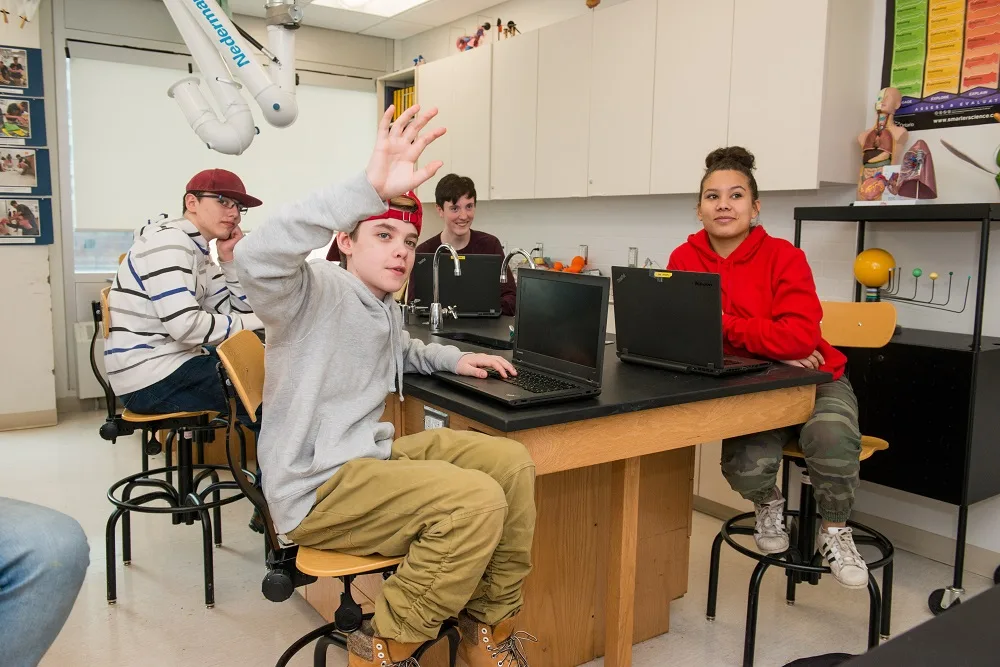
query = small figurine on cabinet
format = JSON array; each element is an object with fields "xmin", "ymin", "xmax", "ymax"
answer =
[
  {"xmin": 587, "ymin": 0, "xmax": 601, "ymax": 7},
  {"xmin": 456, "ymin": 23, "xmax": 491, "ymax": 52},
  {"xmin": 857, "ymin": 87, "xmax": 909, "ymax": 201},
  {"xmin": 504, "ymin": 20, "xmax": 520, "ymax": 38}
]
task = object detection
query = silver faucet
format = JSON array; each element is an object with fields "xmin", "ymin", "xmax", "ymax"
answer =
[
  {"xmin": 430, "ymin": 243, "xmax": 461, "ymax": 332},
  {"xmin": 500, "ymin": 248, "xmax": 533, "ymax": 284}
]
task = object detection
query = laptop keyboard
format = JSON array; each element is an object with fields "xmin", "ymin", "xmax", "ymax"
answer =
[{"xmin": 485, "ymin": 368, "xmax": 578, "ymax": 393}]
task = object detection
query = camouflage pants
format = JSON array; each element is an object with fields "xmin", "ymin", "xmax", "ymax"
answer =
[{"xmin": 720, "ymin": 376, "xmax": 861, "ymax": 523}]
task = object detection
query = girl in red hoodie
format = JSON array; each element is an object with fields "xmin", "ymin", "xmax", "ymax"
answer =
[{"xmin": 667, "ymin": 147, "xmax": 866, "ymax": 589}]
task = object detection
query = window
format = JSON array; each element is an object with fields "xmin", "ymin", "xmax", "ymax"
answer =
[{"xmin": 68, "ymin": 49, "xmax": 376, "ymax": 271}]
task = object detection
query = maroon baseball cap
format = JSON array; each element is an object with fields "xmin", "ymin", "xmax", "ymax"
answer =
[
  {"xmin": 185, "ymin": 169, "xmax": 262, "ymax": 208},
  {"xmin": 327, "ymin": 192, "xmax": 423, "ymax": 261}
]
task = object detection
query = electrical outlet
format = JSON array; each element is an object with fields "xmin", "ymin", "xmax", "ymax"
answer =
[{"xmin": 423, "ymin": 406, "xmax": 449, "ymax": 430}]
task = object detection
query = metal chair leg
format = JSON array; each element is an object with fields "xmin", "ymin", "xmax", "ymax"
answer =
[
  {"xmin": 313, "ymin": 634, "xmax": 340, "ymax": 667},
  {"xmin": 141, "ymin": 430, "xmax": 149, "ymax": 473},
  {"xmin": 707, "ymin": 530, "xmax": 724, "ymax": 620},
  {"xmin": 165, "ymin": 430, "xmax": 175, "ymax": 485},
  {"xmin": 867, "ymin": 572, "xmax": 883, "ymax": 650},
  {"xmin": 743, "ymin": 561, "xmax": 769, "ymax": 667},
  {"xmin": 187, "ymin": 494, "xmax": 216, "ymax": 608},
  {"xmin": 785, "ymin": 551, "xmax": 799, "ymax": 605},
  {"xmin": 105, "ymin": 506, "xmax": 127, "ymax": 604},
  {"xmin": 880, "ymin": 560, "xmax": 893, "ymax": 639}
]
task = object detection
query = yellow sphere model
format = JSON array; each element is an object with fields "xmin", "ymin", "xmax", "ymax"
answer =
[{"xmin": 854, "ymin": 248, "xmax": 896, "ymax": 288}]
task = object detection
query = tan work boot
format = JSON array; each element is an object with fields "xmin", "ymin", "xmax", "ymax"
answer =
[
  {"xmin": 458, "ymin": 612, "xmax": 537, "ymax": 667},
  {"xmin": 347, "ymin": 621, "xmax": 423, "ymax": 667}
]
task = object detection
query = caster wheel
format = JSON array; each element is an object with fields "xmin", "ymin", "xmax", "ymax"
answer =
[
  {"xmin": 993, "ymin": 565, "xmax": 1000, "ymax": 585},
  {"xmin": 928, "ymin": 588, "xmax": 961, "ymax": 616}
]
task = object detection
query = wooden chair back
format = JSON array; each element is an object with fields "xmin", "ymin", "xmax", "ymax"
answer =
[{"xmin": 819, "ymin": 301, "xmax": 896, "ymax": 349}]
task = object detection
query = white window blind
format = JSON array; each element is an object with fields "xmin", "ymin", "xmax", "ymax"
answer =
[{"xmin": 68, "ymin": 56, "xmax": 377, "ymax": 233}]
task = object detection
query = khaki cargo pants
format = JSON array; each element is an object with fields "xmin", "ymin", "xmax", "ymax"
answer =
[{"xmin": 286, "ymin": 428, "xmax": 537, "ymax": 644}]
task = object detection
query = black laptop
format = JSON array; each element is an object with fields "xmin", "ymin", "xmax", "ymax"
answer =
[
  {"xmin": 409, "ymin": 253, "xmax": 502, "ymax": 318},
  {"xmin": 435, "ymin": 270, "xmax": 610, "ymax": 407},
  {"xmin": 611, "ymin": 266, "xmax": 771, "ymax": 376}
]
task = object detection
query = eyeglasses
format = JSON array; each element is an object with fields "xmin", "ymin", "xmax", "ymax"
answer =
[{"xmin": 193, "ymin": 192, "xmax": 248, "ymax": 214}]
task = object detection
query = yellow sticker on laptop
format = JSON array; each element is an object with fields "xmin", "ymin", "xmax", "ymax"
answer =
[{"xmin": 653, "ymin": 271, "xmax": 672, "ymax": 278}]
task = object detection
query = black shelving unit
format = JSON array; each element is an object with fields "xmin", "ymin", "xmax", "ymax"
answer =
[{"xmin": 794, "ymin": 203, "xmax": 1000, "ymax": 616}]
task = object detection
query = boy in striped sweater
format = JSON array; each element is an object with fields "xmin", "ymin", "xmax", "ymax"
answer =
[{"xmin": 105, "ymin": 169, "xmax": 264, "ymax": 427}]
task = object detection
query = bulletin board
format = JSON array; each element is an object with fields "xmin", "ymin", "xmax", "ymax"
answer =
[
  {"xmin": 883, "ymin": 0, "xmax": 1000, "ymax": 130},
  {"xmin": 0, "ymin": 43, "xmax": 50, "ymax": 246}
]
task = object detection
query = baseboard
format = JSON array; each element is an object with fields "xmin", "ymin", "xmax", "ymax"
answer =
[
  {"xmin": 0, "ymin": 409, "xmax": 58, "ymax": 431},
  {"xmin": 694, "ymin": 496, "xmax": 744, "ymax": 522},
  {"xmin": 694, "ymin": 494, "xmax": 1000, "ymax": 581},
  {"xmin": 57, "ymin": 396, "xmax": 105, "ymax": 414},
  {"xmin": 851, "ymin": 509, "xmax": 1000, "ymax": 581}
]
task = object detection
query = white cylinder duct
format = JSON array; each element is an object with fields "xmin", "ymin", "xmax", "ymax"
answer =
[{"xmin": 164, "ymin": 0, "xmax": 300, "ymax": 155}]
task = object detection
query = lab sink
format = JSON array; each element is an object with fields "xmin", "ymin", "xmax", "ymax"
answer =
[{"xmin": 431, "ymin": 331, "xmax": 512, "ymax": 351}]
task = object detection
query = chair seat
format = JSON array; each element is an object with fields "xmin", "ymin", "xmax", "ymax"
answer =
[
  {"xmin": 783, "ymin": 435, "xmax": 889, "ymax": 462},
  {"xmin": 296, "ymin": 546, "xmax": 404, "ymax": 578},
  {"xmin": 122, "ymin": 408, "xmax": 216, "ymax": 423}
]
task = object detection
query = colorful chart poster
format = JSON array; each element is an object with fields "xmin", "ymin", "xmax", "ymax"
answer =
[{"xmin": 883, "ymin": 0, "xmax": 1000, "ymax": 130}]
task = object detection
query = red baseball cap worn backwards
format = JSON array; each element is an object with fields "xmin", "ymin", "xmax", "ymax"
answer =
[
  {"xmin": 326, "ymin": 191, "xmax": 422, "ymax": 262},
  {"xmin": 186, "ymin": 169, "xmax": 263, "ymax": 208}
]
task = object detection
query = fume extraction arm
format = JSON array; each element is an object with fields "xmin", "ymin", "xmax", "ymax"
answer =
[{"xmin": 163, "ymin": 0, "xmax": 312, "ymax": 155}]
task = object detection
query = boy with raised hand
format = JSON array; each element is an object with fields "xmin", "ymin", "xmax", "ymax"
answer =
[{"xmin": 234, "ymin": 105, "xmax": 538, "ymax": 667}]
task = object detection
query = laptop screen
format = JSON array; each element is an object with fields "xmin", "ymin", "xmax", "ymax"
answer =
[
  {"xmin": 514, "ymin": 271, "xmax": 609, "ymax": 385},
  {"xmin": 409, "ymin": 254, "xmax": 502, "ymax": 316}
]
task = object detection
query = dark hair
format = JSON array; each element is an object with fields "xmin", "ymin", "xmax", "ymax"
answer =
[
  {"xmin": 435, "ymin": 173, "xmax": 476, "ymax": 208},
  {"xmin": 699, "ymin": 146, "xmax": 759, "ymax": 201},
  {"xmin": 338, "ymin": 229, "xmax": 360, "ymax": 269}
]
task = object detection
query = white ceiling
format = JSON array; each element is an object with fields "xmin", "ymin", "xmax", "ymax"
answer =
[{"xmin": 227, "ymin": 0, "xmax": 501, "ymax": 40}]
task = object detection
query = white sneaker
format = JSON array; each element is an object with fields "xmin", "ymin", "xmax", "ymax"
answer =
[
  {"xmin": 818, "ymin": 526, "xmax": 869, "ymax": 589},
  {"xmin": 753, "ymin": 493, "xmax": 789, "ymax": 554}
]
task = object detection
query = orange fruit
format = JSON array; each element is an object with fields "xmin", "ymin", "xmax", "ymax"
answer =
[
  {"xmin": 553, "ymin": 261, "xmax": 564, "ymax": 271},
  {"xmin": 571, "ymin": 255, "xmax": 585, "ymax": 268}
]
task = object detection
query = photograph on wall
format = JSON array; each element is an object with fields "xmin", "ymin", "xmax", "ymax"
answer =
[
  {"xmin": 0, "ymin": 147, "xmax": 49, "ymax": 195},
  {"xmin": 0, "ymin": 146, "xmax": 36, "ymax": 188},
  {"xmin": 0, "ymin": 46, "xmax": 42, "ymax": 97},
  {"xmin": 882, "ymin": 0, "xmax": 1000, "ymax": 130},
  {"xmin": 0, "ymin": 47, "xmax": 28, "ymax": 89},
  {"xmin": 0, "ymin": 198, "xmax": 39, "ymax": 236},
  {"xmin": 0, "ymin": 96, "xmax": 45, "ymax": 146},
  {"xmin": 0, "ymin": 197, "xmax": 52, "ymax": 245}
]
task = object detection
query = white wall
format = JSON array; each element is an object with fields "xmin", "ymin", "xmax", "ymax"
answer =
[
  {"xmin": 401, "ymin": 0, "xmax": 1000, "ymax": 554},
  {"xmin": 0, "ymin": 5, "xmax": 58, "ymax": 429}
]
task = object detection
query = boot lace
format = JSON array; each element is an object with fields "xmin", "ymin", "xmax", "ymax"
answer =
[{"xmin": 490, "ymin": 631, "xmax": 538, "ymax": 667}]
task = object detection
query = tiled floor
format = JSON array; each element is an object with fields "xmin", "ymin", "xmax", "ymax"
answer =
[{"xmin": 1, "ymin": 411, "xmax": 991, "ymax": 667}]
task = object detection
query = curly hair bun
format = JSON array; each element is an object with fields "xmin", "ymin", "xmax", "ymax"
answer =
[{"xmin": 705, "ymin": 146, "xmax": 756, "ymax": 172}]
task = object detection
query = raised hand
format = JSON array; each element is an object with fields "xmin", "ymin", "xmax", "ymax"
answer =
[{"xmin": 365, "ymin": 104, "xmax": 447, "ymax": 202}]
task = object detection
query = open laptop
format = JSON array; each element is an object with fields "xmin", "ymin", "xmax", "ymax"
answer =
[
  {"xmin": 611, "ymin": 266, "xmax": 771, "ymax": 376},
  {"xmin": 409, "ymin": 253, "xmax": 502, "ymax": 318},
  {"xmin": 435, "ymin": 270, "xmax": 610, "ymax": 407}
]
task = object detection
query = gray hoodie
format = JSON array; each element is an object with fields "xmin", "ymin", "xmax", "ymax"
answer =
[{"xmin": 234, "ymin": 172, "xmax": 467, "ymax": 535}]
